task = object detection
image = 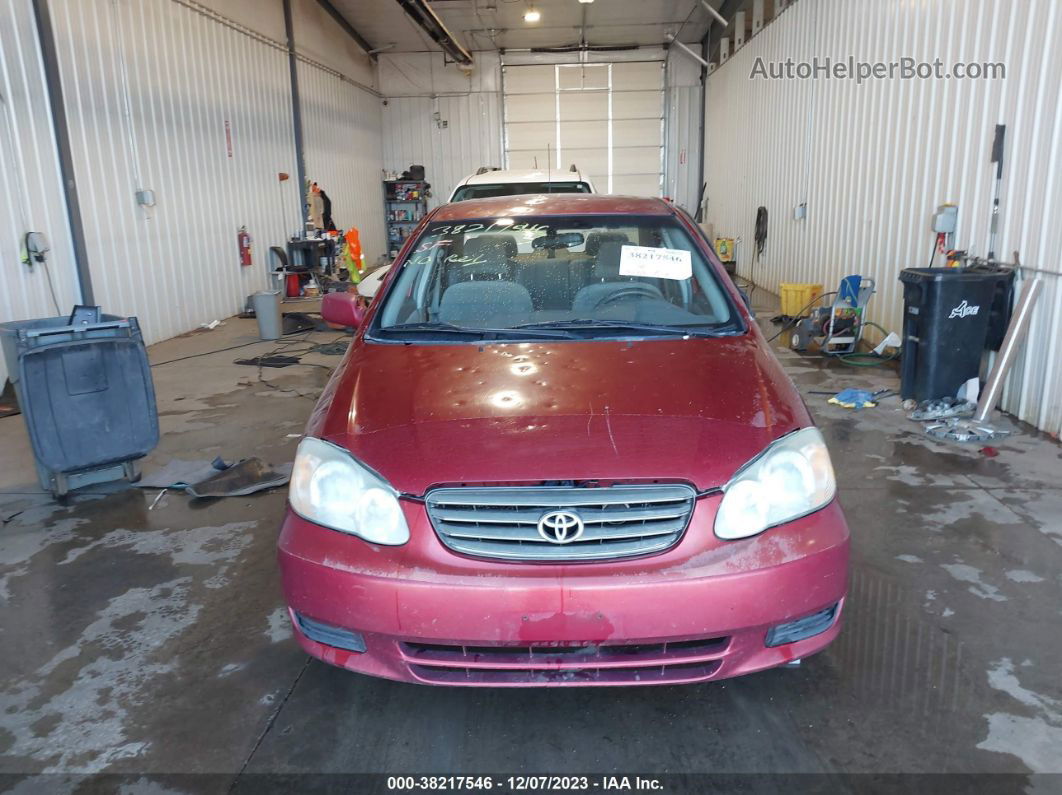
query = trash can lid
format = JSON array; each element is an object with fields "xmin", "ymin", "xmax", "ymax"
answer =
[{"xmin": 899, "ymin": 267, "xmax": 1009, "ymax": 284}]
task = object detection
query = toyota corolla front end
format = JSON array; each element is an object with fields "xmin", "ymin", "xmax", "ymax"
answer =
[{"xmin": 277, "ymin": 194, "xmax": 850, "ymax": 686}]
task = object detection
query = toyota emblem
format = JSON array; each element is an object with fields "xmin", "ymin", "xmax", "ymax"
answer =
[{"xmin": 537, "ymin": 510, "xmax": 585, "ymax": 544}]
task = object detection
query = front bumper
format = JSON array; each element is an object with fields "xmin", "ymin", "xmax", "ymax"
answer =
[{"xmin": 278, "ymin": 497, "xmax": 849, "ymax": 686}]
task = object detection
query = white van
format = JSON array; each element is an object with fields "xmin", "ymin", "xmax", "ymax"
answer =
[
  {"xmin": 359, "ymin": 168, "xmax": 597, "ymax": 300},
  {"xmin": 448, "ymin": 167, "xmax": 596, "ymax": 202}
]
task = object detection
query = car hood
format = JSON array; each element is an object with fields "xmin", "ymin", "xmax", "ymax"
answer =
[{"xmin": 307, "ymin": 336, "xmax": 809, "ymax": 495}]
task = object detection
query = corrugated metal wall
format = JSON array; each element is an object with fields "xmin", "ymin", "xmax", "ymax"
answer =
[
  {"xmin": 49, "ymin": 0, "xmax": 300, "ymax": 342},
  {"xmin": 381, "ymin": 94, "xmax": 502, "ymax": 210},
  {"xmin": 379, "ymin": 53, "xmax": 503, "ymax": 209},
  {"xmin": 0, "ymin": 0, "xmax": 387, "ymax": 362},
  {"xmin": 0, "ymin": 0, "xmax": 82, "ymax": 386},
  {"xmin": 703, "ymin": 0, "xmax": 1062, "ymax": 435},
  {"xmin": 664, "ymin": 50, "xmax": 703, "ymax": 215},
  {"xmin": 298, "ymin": 62, "xmax": 386, "ymax": 264}
]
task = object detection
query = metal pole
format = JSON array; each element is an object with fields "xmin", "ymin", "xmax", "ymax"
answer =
[
  {"xmin": 700, "ymin": 0, "xmax": 729, "ymax": 27},
  {"xmin": 499, "ymin": 62, "xmax": 509, "ymax": 169},
  {"xmin": 31, "ymin": 0, "xmax": 94, "ymax": 304},
  {"xmin": 666, "ymin": 35, "xmax": 710, "ymax": 69},
  {"xmin": 695, "ymin": 33, "xmax": 708, "ymax": 221},
  {"xmin": 973, "ymin": 278, "xmax": 1043, "ymax": 422},
  {"xmin": 283, "ymin": 0, "xmax": 307, "ymax": 225},
  {"xmin": 662, "ymin": 54, "xmax": 671, "ymax": 200},
  {"xmin": 987, "ymin": 124, "xmax": 1005, "ymax": 260}
]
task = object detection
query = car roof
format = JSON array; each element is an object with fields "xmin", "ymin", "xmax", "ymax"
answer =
[
  {"xmin": 458, "ymin": 168, "xmax": 590, "ymax": 187},
  {"xmin": 431, "ymin": 193, "xmax": 674, "ymax": 222}
]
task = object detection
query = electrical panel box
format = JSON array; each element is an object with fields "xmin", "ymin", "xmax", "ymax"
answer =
[
  {"xmin": 933, "ymin": 204, "xmax": 958, "ymax": 234},
  {"xmin": 24, "ymin": 232, "xmax": 49, "ymax": 263}
]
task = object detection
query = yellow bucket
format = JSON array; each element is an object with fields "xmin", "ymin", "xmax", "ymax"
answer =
[{"xmin": 779, "ymin": 283, "xmax": 823, "ymax": 317}]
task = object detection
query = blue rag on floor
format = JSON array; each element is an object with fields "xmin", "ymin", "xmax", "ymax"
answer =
[{"xmin": 829, "ymin": 388, "xmax": 877, "ymax": 409}]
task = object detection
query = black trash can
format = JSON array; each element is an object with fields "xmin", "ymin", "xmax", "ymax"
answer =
[
  {"xmin": 898, "ymin": 268, "xmax": 1010, "ymax": 402},
  {"xmin": 0, "ymin": 308, "xmax": 159, "ymax": 497},
  {"xmin": 984, "ymin": 269, "xmax": 1016, "ymax": 350}
]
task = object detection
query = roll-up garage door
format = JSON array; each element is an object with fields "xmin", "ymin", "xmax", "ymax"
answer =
[{"xmin": 503, "ymin": 61, "xmax": 664, "ymax": 196}]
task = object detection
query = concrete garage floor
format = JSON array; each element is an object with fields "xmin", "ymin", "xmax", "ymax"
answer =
[{"xmin": 1, "ymin": 300, "xmax": 1060, "ymax": 792}]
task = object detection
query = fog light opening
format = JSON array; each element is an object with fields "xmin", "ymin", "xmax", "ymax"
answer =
[
  {"xmin": 765, "ymin": 603, "xmax": 839, "ymax": 648},
  {"xmin": 295, "ymin": 612, "xmax": 367, "ymax": 653}
]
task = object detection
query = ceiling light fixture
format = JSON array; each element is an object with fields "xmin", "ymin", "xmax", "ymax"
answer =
[
  {"xmin": 578, "ymin": 0, "xmax": 594, "ymax": 4},
  {"xmin": 524, "ymin": 5, "xmax": 541, "ymax": 23}
]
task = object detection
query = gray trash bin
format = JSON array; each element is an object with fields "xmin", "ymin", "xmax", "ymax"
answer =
[
  {"xmin": 0, "ymin": 308, "xmax": 159, "ymax": 498},
  {"xmin": 251, "ymin": 291, "xmax": 283, "ymax": 340}
]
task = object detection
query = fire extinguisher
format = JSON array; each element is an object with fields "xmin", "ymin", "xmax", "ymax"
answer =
[{"xmin": 237, "ymin": 226, "xmax": 252, "ymax": 267}]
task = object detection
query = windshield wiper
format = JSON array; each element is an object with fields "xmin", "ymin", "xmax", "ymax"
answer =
[
  {"xmin": 377, "ymin": 322, "xmax": 577, "ymax": 340},
  {"xmin": 515, "ymin": 319, "xmax": 727, "ymax": 337}
]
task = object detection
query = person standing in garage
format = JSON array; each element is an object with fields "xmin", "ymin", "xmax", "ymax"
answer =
[
  {"xmin": 307, "ymin": 182, "xmax": 336, "ymax": 232},
  {"xmin": 320, "ymin": 186, "xmax": 336, "ymax": 232}
]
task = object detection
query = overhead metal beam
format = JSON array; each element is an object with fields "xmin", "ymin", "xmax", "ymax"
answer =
[
  {"xmin": 666, "ymin": 34, "xmax": 710, "ymax": 68},
  {"xmin": 394, "ymin": 0, "xmax": 473, "ymax": 65},
  {"xmin": 733, "ymin": 10, "xmax": 746, "ymax": 47},
  {"xmin": 706, "ymin": 0, "xmax": 745, "ymax": 63},
  {"xmin": 752, "ymin": 0, "xmax": 765, "ymax": 35},
  {"xmin": 700, "ymin": 0, "xmax": 728, "ymax": 27},
  {"xmin": 31, "ymin": 0, "xmax": 94, "ymax": 304},
  {"xmin": 315, "ymin": 0, "xmax": 378, "ymax": 61}
]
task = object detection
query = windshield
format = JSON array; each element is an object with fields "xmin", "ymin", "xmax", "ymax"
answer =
[
  {"xmin": 450, "ymin": 182, "xmax": 592, "ymax": 202},
  {"xmin": 373, "ymin": 215, "xmax": 741, "ymax": 342}
]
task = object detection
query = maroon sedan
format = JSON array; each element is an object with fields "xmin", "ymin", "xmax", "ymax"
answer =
[{"xmin": 278, "ymin": 194, "xmax": 849, "ymax": 686}]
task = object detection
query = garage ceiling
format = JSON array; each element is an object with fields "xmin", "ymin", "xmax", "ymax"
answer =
[{"xmin": 331, "ymin": 0, "xmax": 719, "ymax": 54}]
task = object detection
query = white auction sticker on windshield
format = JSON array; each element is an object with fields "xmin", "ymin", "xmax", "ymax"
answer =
[{"xmin": 618, "ymin": 245, "xmax": 692, "ymax": 280}]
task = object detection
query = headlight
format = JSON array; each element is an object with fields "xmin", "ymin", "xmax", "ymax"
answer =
[
  {"xmin": 289, "ymin": 437, "xmax": 410, "ymax": 545},
  {"xmin": 714, "ymin": 427, "xmax": 836, "ymax": 540}
]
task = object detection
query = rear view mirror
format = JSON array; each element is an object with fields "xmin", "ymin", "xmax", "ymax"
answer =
[
  {"xmin": 532, "ymin": 232, "xmax": 584, "ymax": 250},
  {"xmin": 322, "ymin": 292, "xmax": 366, "ymax": 329}
]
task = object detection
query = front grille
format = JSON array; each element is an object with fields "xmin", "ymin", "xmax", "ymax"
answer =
[
  {"xmin": 424, "ymin": 484, "xmax": 697, "ymax": 562},
  {"xmin": 399, "ymin": 636, "xmax": 728, "ymax": 686}
]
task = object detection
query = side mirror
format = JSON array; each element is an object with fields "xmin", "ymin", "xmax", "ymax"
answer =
[
  {"xmin": 322, "ymin": 292, "xmax": 366, "ymax": 329},
  {"xmin": 739, "ymin": 289, "xmax": 752, "ymax": 309}
]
